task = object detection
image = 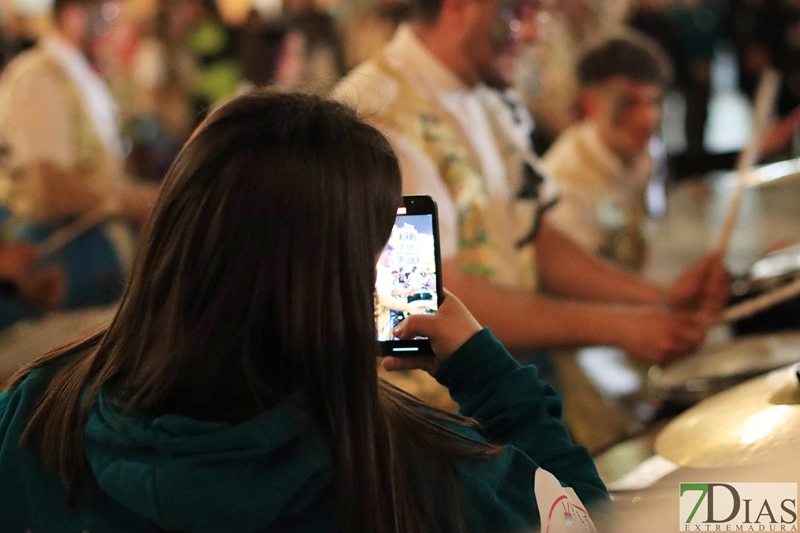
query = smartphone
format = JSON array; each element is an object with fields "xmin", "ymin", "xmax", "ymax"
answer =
[{"xmin": 375, "ymin": 195, "xmax": 443, "ymax": 356}]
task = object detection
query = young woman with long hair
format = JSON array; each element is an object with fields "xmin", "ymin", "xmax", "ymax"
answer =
[{"xmin": 0, "ymin": 91, "xmax": 610, "ymax": 533}]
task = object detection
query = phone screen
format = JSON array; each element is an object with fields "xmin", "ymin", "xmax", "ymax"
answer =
[{"xmin": 375, "ymin": 203, "xmax": 440, "ymax": 351}]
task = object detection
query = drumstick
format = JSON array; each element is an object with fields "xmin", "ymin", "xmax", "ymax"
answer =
[
  {"xmin": 35, "ymin": 202, "xmax": 114, "ymax": 260},
  {"xmin": 719, "ymin": 276, "xmax": 800, "ymax": 323},
  {"xmin": 716, "ymin": 69, "xmax": 782, "ymax": 257}
]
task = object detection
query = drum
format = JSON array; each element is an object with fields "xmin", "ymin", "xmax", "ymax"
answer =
[
  {"xmin": 0, "ymin": 306, "xmax": 116, "ymax": 382},
  {"xmin": 731, "ymin": 244, "xmax": 800, "ymax": 335},
  {"xmin": 648, "ymin": 331, "xmax": 800, "ymax": 407}
]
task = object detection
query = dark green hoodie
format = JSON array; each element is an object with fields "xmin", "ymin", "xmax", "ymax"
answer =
[{"xmin": 0, "ymin": 329, "xmax": 610, "ymax": 533}]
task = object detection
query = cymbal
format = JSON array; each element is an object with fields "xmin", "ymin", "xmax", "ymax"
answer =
[
  {"xmin": 655, "ymin": 364, "xmax": 800, "ymax": 468},
  {"xmin": 650, "ymin": 332, "xmax": 800, "ymax": 390},
  {"xmin": 750, "ymin": 243, "xmax": 800, "ymax": 284},
  {"xmin": 739, "ymin": 157, "xmax": 800, "ymax": 187}
]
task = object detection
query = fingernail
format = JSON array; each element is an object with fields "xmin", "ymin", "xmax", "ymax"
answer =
[{"xmin": 393, "ymin": 323, "xmax": 405, "ymax": 336}]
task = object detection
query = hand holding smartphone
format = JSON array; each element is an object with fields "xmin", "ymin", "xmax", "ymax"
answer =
[{"xmin": 375, "ymin": 195, "xmax": 443, "ymax": 356}]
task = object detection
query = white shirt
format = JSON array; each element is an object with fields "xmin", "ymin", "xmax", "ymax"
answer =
[
  {"xmin": 0, "ymin": 35, "xmax": 134, "ymax": 272},
  {"xmin": 0, "ymin": 35, "xmax": 123, "ymax": 169},
  {"xmin": 543, "ymin": 122, "xmax": 651, "ymax": 257},
  {"xmin": 335, "ymin": 26, "xmax": 550, "ymax": 289}
]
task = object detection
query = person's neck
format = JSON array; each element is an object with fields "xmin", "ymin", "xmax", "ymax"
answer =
[
  {"xmin": 55, "ymin": 28, "xmax": 84, "ymax": 55},
  {"xmin": 591, "ymin": 125, "xmax": 641, "ymax": 167},
  {"xmin": 411, "ymin": 23, "xmax": 478, "ymax": 87}
]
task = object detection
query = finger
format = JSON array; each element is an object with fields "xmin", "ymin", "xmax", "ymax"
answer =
[
  {"xmin": 702, "ymin": 269, "xmax": 732, "ymax": 312},
  {"xmin": 644, "ymin": 346, "xmax": 685, "ymax": 365},
  {"xmin": 393, "ymin": 313, "xmax": 438, "ymax": 340},
  {"xmin": 709, "ymin": 264, "xmax": 732, "ymax": 292},
  {"xmin": 673, "ymin": 307, "xmax": 716, "ymax": 324},
  {"xmin": 673, "ymin": 323, "xmax": 705, "ymax": 349}
]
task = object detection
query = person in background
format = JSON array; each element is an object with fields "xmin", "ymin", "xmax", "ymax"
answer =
[
  {"xmin": 342, "ymin": 0, "xmax": 411, "ymax": 72},
  {"xmin": 129, "ymin": 0, "xmax": 200, "ymax": 181},
  {"xmin": 335, "ymin": 0, "xmax": 729, "ymax": 366},
  {"xmin": 0, "ymin": 90, "xmax": 612, "ymax": 533},
  {"xmin": 0, "ymin": 0, "xmax": 159, "ymax": 330},
  {"xmin": 283, "ymin": 0, "xmax": 345, "ymax": 92},
  {"xmin": 238, "ymin": 8, "xmax": 289, "ymax": 88},
  {"xmin": 186, "ymin": 0, "xmax": 242, "ymax": 116},
  {"xmin": 669, "ymin": 0, "xmax": 720, "ymax": 156},
  {"xmin": 334, "ymin": 0, "xmax": 729, "ymax": 450},
  {"xmin": 543, "ymin": 32, "xmax": 673, "ymax": 272}
]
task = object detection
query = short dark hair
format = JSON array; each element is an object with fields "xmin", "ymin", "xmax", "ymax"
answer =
[
  {"xmin": 406, "ymin": 0, "xmax": 444, "ymax": 23},
  {"xmin": 578, "ymin": 32, "xmax": 673, "ymax": 88},
  {"xmin": 53, "ymin": 0, "xmax": 101, "ymax": 17}
]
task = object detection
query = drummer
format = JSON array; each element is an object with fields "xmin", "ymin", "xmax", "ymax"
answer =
[
  {"xmin": 0, "ymin": 0, "xmax": 159, "ymax": 329},
  {"xmin": 334, "ymin": 0, "xmax": 730, "ymax": 367},
  {"xmin": 543, "ymin": 32, "xmax": 671, "ymax": 273}
]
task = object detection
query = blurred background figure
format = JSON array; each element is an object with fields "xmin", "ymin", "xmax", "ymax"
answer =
[
  {"xmin": 0, "ymin": 0, "xmax": 159, "ymax": 331},
  {"xmin": 282, "ymin": 0, "xmax": 345, "ymax": 91},
  {"xmin": 669, "ymin": 0, "xmax": 722, "ymax": 156},
  {"xmin": 342, "ymin": 0, "xmax": 410, "ymax": 71},
  {"xmin": 521, "ymin": 0, "xmax": 627, "ymax": 154},
  {"xmin": 128, "ymin": 0, "xmax": 200, "ymax": 181},
  {"xmin": 235, "ymin": 0, "xmax": 346, "ymax": 94},
  {"xmin": 238, "ymin": 7, "xmax": 290, "ymax": 87},
  {"xmin": 185, "ymin": 0, "xmax": 242, "ymax": 114},
  {"xmin": 543, "ymin": 32, "xmax": 673, "ymax": 272}
]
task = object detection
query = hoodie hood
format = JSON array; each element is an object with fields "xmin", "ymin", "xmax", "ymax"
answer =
[{"xmin": 84, "ymin": 390, "xmax": 334, "ymax": 533}]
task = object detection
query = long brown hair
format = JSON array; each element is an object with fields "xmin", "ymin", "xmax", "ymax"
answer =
[{"xmin": 4, "ymin": 91, "xmax": 499, "ymax": 533}]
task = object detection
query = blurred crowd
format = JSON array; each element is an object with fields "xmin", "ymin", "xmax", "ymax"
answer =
[
  {"xmin": 0, "ymin": 0, "xmax": 794, "ymax": 442},
  {"xmin": 3, "ymin": 0, "xmax": 800, "ymax": 178},
  {"xmin": 0, "ymin": 0, "xmax": 792, "ymax": 350},
  {"xmin": 0, "ymin": 0, "xmax": 800, "ymax": 327}
]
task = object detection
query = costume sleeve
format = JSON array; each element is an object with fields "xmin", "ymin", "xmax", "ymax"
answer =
[
  {"xmin": 435, "ymin": 329, "xmax": 612, "ymax": 531},
  {"xmin": 385, "ymin": 130, "xmax": 459, "ymax": 262},
  {"xmin": 3, "ymin": 69, "xmax": 74, "ymax": 169},
  {"xmin": 542, "ymin": 179, "xmax": 602, "ymax": 254}
]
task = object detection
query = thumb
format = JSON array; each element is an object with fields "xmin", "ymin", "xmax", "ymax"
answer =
[
  {"xmin": 674, "ymin": 310, "xmax": 712, "ymax": 330},
  {"xmin": 393, "ymin": 313, "xmax": 437, "ymax": 340}
]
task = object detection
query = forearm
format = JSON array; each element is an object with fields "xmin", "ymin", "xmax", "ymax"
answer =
[
  {"xmin": 22, "ymin": 163, "xmax": 158, "ymax": 222},
  {"xmin": 23, "ymin": 163, "xmax": 105, "ymax": 219},
  {"xmin": 435, "ymin": 330, "xmax": 611, "ymax": 508},
  {"xmin": 536, "ymin": 220, "xmax": 661, "ymax": 305},
  {"xmin": 445, "ymin": 262, "xmax": 631, "ymax": 351}
]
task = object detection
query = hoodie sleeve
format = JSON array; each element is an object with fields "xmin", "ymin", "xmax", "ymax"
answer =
[{"xmin": 434, "ymin": 328, "xmax": 611, "ymax": 531}]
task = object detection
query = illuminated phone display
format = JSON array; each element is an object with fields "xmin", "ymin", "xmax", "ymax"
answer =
[{"xmin": 375, "ymin": 197, "xmax": 442, "ymax": 356}]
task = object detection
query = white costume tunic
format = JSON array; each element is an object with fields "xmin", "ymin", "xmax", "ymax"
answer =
[
  {"xmin": 0, "ymin": 35, "xmax": 134, "ymax": 320},
  {"xmin": 543, "ymin": 122, "xmax": 652, "ymax": 271},
  {"xmin": 335, "ymin": 25, "xmax": 558, "ymax": 291}
]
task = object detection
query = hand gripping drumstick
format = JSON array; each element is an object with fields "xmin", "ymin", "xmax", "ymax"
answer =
[
  {"xmin": 716, "ymin": 68, "xmax": 782, "ymax": 257},
  {"xmin": 720, "ymin": 276, "xmax": 800, "ymax": 323}
]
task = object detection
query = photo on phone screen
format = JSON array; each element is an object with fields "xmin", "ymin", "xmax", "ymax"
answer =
[{"xmin": 375, "ymin": 196, "xmax": 442, "ymax": 355}]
